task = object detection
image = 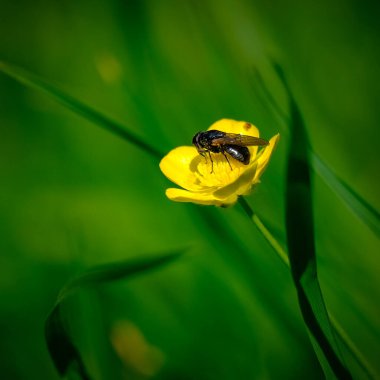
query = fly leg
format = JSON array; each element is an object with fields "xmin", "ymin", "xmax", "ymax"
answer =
[
  {"xmin": 222, "ymin": 150, "xmax": 233, "ymax": 171},
  {"xmin": 200, "ymin": 151, "xmax": 214, "ymax": 173},
  {"xmin": 208, "ymin": 151, "xmax": 214, "ymax": 173},
  {"xmin": 200, "ymin": 151, "xmax": 207, "ymax": 164}
]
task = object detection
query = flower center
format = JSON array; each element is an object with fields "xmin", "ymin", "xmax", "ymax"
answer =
[{"xmin": 190, "ymin": 153, "xmax": 246, "ymax": 188}]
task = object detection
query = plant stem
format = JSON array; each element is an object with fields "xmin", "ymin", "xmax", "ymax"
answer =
[
  {"xmin": 238, "ymin": 197, "xmax": 289, "ymax": 266},
  {"xmin": 238, "ymin": 196, "xmax": 376, "ymax": 380}
]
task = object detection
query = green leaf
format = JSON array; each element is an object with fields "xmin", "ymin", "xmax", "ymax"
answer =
[
  {"xmin": 45, "ymin": 249, "xmax": 185, "ymax": 379},
  {"xmin": 238, "ymin": 198, "xmax": 289, "ymax": 266},
  {"xmin": 239, "ymin": 200, "xmax": 376, "ymax": 380},
  {"xmin": 0, "ymin": 60, "xmax": 162, "ymax": 159},
  {"xmin": 284, "ymin": 77, "xmax": 352, "ymax": 379},
  {"xmin": 250, "ymin": 66, "xmax": 380, "ymax": 238},
  {"xmin": 311, "ymin": 152, "xmax": 380, "ymax": 238},
  {"xmin": 45, "ymin": 307, "xmax": 92, "ymax": 380}
]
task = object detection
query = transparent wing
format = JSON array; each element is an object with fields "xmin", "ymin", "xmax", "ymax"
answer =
[{"xmin": 211, "ymin": 133, "xmax": 269, "ymax": 147}]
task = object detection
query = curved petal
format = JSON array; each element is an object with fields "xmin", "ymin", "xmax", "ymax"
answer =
[
  {"xmin": 208, "ymin": 119, "xmax": 264, "ymax": 160},
  {"xmin": 208, "ymin": 119, "xmax": 260, "ymax": 137},
  {"xmin": 254, "ymin": 134, "xmax": 280, "ymax": 182},
  {"xmin": 159, "ymin": 120, "xmax": 279, "ymax": 208},
  {"xmin": 213, "ymin": 162, "xmax": 258, "ymax": 199},
  {"xmin": 165, "ymin": 188, "xmax": 238, "ymax": 206},
  {"xmin": 159, "ymin": 146, "xmax": 204, "ymax": 192}
]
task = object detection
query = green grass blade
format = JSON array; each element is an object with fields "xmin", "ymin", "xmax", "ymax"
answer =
[
  {"xmin": 285, "ymin": 80, "xmax": 352, "ymax": 379},
  {"xmin": 239, "ymin": 200, "xmax": 376, "ymax": 380},
  {"xmin": 311, "ymin": 152, "xmax": 380, "ymax": 238},
  {"xmin": 250, "ymin": 67, "xmax": 380, "ymax": 238},
  {"xmin": 250, "ymin": 67, "xmax": 290, "ymax": 124},
  {"xmin": 45, "ymin": 307, "xmax": 92, "ymax": 380},
  {"xmin": 57, "ymin": 249, "xmax": 186, "ymax": 302},
  {"xmin": 238, "ymin": 198, "xmax": 289, "ymax": 266},
  {"xmin": 45, "ymin": 249, "xmax": 185, "ymax": 378},
  {"xmin": 0, "ymin": 60, "xmax": 162, "ymax": 159}
]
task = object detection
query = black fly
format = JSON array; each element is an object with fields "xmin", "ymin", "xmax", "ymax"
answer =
[{"xmin": 192, "ymin": 130, "xmax": 269, "ymax": 173}]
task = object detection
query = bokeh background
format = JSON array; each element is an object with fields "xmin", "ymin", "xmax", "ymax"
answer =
[{"xmin": 0, "ymin": 0, "xmax": 379, "ymax": 379}]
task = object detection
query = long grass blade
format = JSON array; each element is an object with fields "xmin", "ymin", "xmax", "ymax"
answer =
[
  {"xmin": 250, "ymin": 66, "xmax": 380, "ymax": 238},
  {"xmin": 311, "ymin": 152, "xmax": 380, "ymax": 238},
  {"xmin": 284, "ymin": 78, "xmax": 352, "ymax": 379},
  {"xmin": 0, "ymin": 60, "xmax": 162, "ymax": 159},
  {"xmin": 239, "ymin": 199, "xmax": 376, "ymax": 379},
  {"xmin": 238, "ymin": 198, "xmax": 289, "ymax": 266},
  {"xmin": 45, "ymin": 249, "xmax": 185, "ymax": 379}
]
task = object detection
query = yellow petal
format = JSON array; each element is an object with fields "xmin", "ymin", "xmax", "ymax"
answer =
[
  {"xmin": 254, "ymin": 134, "xmax": 280, "ymax": 182},
  {"xmin": 159, "ymin": 120, "xmax": 279, "ymax": 208},
  {"xmin": 165, "ymin": 188, "xmax": 238, "ymax": 206},
  {"xmin": 159, "ymin": 146, "xmax": 204, "ymax": 192},
  {"xmin": 213, "ymin": 161, "xmax": 258, "ymax": 199},
  {"xmin": 208, "ymin": 119, "xmax": 260, "ymax": 138},
  {"xmin": 207, "ymin": 119, "xmax": 263, "ymax": 159}
]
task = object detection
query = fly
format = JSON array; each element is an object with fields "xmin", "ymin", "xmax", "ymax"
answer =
[{"xmin": 192, "ymin": 129, "xmax": 269, "ymax": 173}]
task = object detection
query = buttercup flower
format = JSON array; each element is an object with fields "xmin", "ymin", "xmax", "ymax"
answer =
[{"xmin": 159, "ymin": 119, "xmax": 279, "ymax": 207}]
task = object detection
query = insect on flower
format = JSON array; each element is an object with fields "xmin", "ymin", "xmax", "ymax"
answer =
[
  {"xmin": 192, "ymin": 129, "xmax": 269, "ymax": 172},
  {"xmin": 160, "ymin": 119, "xmax": 279, "ymax": 206}
]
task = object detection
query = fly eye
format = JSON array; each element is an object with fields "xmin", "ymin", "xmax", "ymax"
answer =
[{"xmin": 192, "ymin": 133, "xmax": 201, "ymax": 146}]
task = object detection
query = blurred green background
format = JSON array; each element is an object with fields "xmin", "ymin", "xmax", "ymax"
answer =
[{"xmin": 0, "ymin": 0, "xmax": 379, "ymax": 379}]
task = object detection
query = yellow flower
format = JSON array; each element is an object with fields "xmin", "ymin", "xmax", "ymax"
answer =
[{"xmin": 159, "ymin": 119, "xmax": 279, "ymax": 207}]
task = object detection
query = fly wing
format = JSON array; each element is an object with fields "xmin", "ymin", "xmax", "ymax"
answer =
[{"xmin": 211, "ymin": 133, "xmax": 269, "ymax": 147}]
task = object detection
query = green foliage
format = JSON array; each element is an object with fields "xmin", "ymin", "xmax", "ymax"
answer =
[
  {"xmin": 0, "ymin": 0, "xmax": 379, "ymax": 379},
  {"xmin": 285, "ymin": 77, "xmax": 351, "ymax": 379},
  {"xmin": 46, "ymin": 250, "xmax": 184, "ymax": 380}
]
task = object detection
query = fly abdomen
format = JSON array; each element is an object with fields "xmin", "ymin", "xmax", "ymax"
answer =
[{"xmin": 224, "ymin": 145, "xmax": 250, "ymax": 165}]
